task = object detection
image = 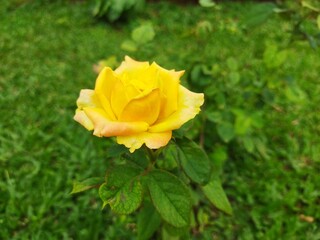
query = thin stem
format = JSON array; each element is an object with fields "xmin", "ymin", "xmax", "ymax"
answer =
[
  {"xmin": 143, "ymin": 146, "xmax": 163, "ymax": 174},
  {"xmin": 145, "ymin": 146, "xmax": 157, "ymax": 163}
]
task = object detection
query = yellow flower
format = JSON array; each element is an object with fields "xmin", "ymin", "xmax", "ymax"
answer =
[{"xmin": 74, "ymin": 56, "xmax": 204, "ymax": 152}]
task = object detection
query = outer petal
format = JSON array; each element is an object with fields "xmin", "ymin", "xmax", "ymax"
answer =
[
  {"xmin": 117, "ymin": 131, "xmax": 172, "ymax": 153},
  {"xmin": 74, "ymin": 109, "xmax": 94, "ymax": 130},
  {"xmin": 74, "ymin": 89, "xmax": 99, "ymax": 130},
  {"xmin": 76, "ymin": 89, "xmax": 100, "ymax": 108},
  {"xmin": 119, "ymin": 89, "xmax": 161, "ymax": 125},
  {"xmin": 84, "ymin": 107, "xmax": 149, "ymax": 137},
  {"xmin": 115, "ymin": 56, "xmax": 149, "ymax": 76},
  {"xmin": 149, "ymin": 85, "xmax": 204, "ymax": 132}
]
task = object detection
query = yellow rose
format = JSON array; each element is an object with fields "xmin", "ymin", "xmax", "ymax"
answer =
[{"xmin": 74, "ymin": 56, "xmax": 204, "ymax": 152}]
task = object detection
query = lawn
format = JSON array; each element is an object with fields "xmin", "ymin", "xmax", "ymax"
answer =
[{"xmin": 0, "ymin": 0, "xmax": 319, "ymax": 239}]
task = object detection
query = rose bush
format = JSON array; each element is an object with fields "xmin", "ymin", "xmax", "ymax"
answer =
[{"xmin": 74, "ymin": 56, "xmax": 204, "ymax": 152}]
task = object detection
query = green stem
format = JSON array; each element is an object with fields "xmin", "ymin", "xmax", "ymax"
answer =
[
  {"xmin": 145, "ymin": 147, "xmax": 157, "ymax": 163},
  {"xmin": 143, "ymin": 146, "xmax": 163, "ymax": 173}
]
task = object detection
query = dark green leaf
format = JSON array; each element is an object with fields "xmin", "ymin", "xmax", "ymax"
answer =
[
  {"xmin": 242, "ymin": 136, "xmax": 254, "ymax": 153},
  {"xmin": 122, "ymin": 148, "xmax": 149, "ymax": 170},
  {"xmin": 106, "ymin": 144, "xmax": 128, "ymax": 158},
  {"xmin": 71, "ymin": 177, "xmax": 104, "ymax": 194},
  {"xmin": 217, "ymin": 122, "xmax": 235, "ymax": 142},
  {"xmin": 147, "ymin": 170, "xmax": 191, "ymax": 228},
  {"xmin": 99, "ymin": 165, "xmax": 143, "ymax": 214},
  {"xmin": 174, "ymin": 138, "xmax": 211, "ymax": 185},
  {"xmin": 206, "ymin": 111, "xmax": 222, "ymax": 123},
  {"xmin": 164, "ymin": 223, "xmax": 189, "ymax": 237},
  {"xmin": 242, "ymin": 3, "xmax": 276, "ymax": 28},
  {"xmin": 137, "ymin": 201, "xmax": 161, "ymax": 240},
  {"xmin": 201, "ymin": 177, "xmax": 232, "ymax": 215}
]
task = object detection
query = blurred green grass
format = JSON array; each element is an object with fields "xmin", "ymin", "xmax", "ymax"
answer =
[{"xmin": 0, "ymin": 1, "xmax": 319, "ymax": 239}]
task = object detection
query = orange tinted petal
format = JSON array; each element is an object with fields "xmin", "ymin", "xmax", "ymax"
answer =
[
  {"xmin": 74, "ymin": 89, "xmax": 98, "ymax": 130},
  {"xmin": 74, "ymin": 109, "xmax": 94, "ymax": 130},
  {"xmin": 119, "ymin": 89, "xmax": 161, "ymax": 125},
  {"xmin": 76, "ymin": 89, "xmax": 100, "ymax": 108},
  {"xmin": 117, "ymin": 131, "xmax": 172, "ymax": 153},
  {"xmin": 149, "ymin": 85, "xmax": 204, "ymax": 132},
  {"xmin": 84, "ymin": 107, "xmax": 149, "ymax": 137}
]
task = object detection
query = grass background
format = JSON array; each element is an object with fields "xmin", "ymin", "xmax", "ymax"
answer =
[{"xmin": 0, "ymin": 0, "xmax": 319, "ymax": 239}]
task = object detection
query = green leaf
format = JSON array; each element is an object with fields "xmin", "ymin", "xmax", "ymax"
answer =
[
  {"xmin": 226, "ymin": 57, "xmax": 238, "ymax": 71},
  {"xmin": 131, "ymin": 23, "xmax": 155, "ymax": 44},
  {"xmin": 242, "ymin": 136, "xmax": 254, "ymax": 153},
  {"xmin": 199, "ymin": 0, "xmax": 216, "ymax": 8},
  {"xmin": 106, "ymin": 144, "xmax": 128, "ymax": 158},
  {"xmin": 233, "ymin": 110, "xmax": 252, "ymax": 135},
  {"xmin": 99, "ymin": 165, "xmax": 143, "ymax": 214},
  {"xmin": 206, "ymin": 111, "xmax": 222, "ymax": 123},
  {"xmin": 174, "ymin": 138, "xmax": 211, "ymax": 185},
  {"xmin": 317, "ymin": 15, "xmax": 320, "ymax": 29},
  {"xmin": 217, "ymin": 121, "xmax": 235, "ymax": 142},
  {"xmin": 147, "ymin": 170, "xmax": 191, "ymax": 228},
  {"xmin": 209, "ymin": 145, "xmax": 228, "ymax": 176},
  {"xmin": 71, "ymin": 177, "xmax": 104, "ymax": 194},
  {"xmin": 164, "ymin": 223, "xmax": 189, "ymax": 237},
  {"xmin": 201, "ymin": 177, "xmax": 232, "ymax": 215},
  {"xmin": 229, "ymin": 72, "xmax": 240, "ymax": 85},
  {"xmin": 121, "ymin": 39, "xmax": 137, "ymax": 52},
  {"xmin": 301, "ymin": 1, "xmax": 320, "ymax": 12},
  {"xmin": 159, "ymin": 143, "xmax": 179, "ymax": 170},
  {"xmin": 121, "ymin": 147, "xmax": 149, "ymax": 170},
  {"xmin": 137, "ymin": 201, "xmax": 161, "ymax": 240},
  {"xmin": 263, "ymin": 43, "xmax": 288, "ymax": 68},
  {"xmin": 242, "ymin": 3, "xmax": 276, "ymax": 28}
]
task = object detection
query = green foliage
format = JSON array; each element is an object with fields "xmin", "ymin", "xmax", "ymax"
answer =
[
  {"xmin": 71, "ymin": 177, "xmax": 104, "ymax": 194},
  {"xmin": 174, "ymin": 138, "xmax": 211, "ymax": 185},
  {"xmin": 146, "ymin": 170, "xmax": 192, "ymax": 228},
  {"xmin": 242, "ymin": 3, "xmax": 276, "ymax": 28},
  {"xmin": 99, "ymin": 165, "xmax": 142, "ymax": 214},
  {"xmin": 131, "ymin": 23, "xmax": 155, "ymax": 44},
  {"xmin": 93, "ymin": 0, "xmax": 145, "ymax": 22},
  {"xmin": 121, "ymin": 23, "xmax": 155, "ymax": 52},
  {"xmin": 137, "ymin": 201, "xmax": 161, "ymax": 240},
  {"xmin": 201, "ymin": 177, "xmax": 232, "ymax": 215}
]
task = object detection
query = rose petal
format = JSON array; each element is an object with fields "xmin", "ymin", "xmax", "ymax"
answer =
[
  {"xmin": 84, "ymin": 107, "xmax": 149, "ymax": 137},
  {"xmin": 110, "ymin": 80, "xmax": 129, "ymax": 118},
  {"xmin": 117, "ymin": 131, "xmax": 172, "ymax": 153},
  {"xmin": 119, "ymin": 88, "xmax": 161, "ymax": 125},
  {"xmin": 151, "ymin": 62, "xmax": 184, "ymax": 119},
  {"xmin": 76, "ymin": 89, "xmax": 115, "ymax": 121},
  {"xmin": 115, "ymin": 56, "xmax": 149, "ymax": 77},
  {"xmin": 94, "ymin": 67, "xmax": 118, "ymax": 120},
  {"xmin": 95, "ymin": 67, "xmax": 118, "ymax": 101},
  {"xmin": 76, "ymin": 89, "xmax": 100, "ymax": 108},
  {"xmin": 74, "ymin": 109, "xmax": 94, "ymax": 130},
  {"xmin": 149, "ymin": 85, "xmax": 204, "ymax": 132}
]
